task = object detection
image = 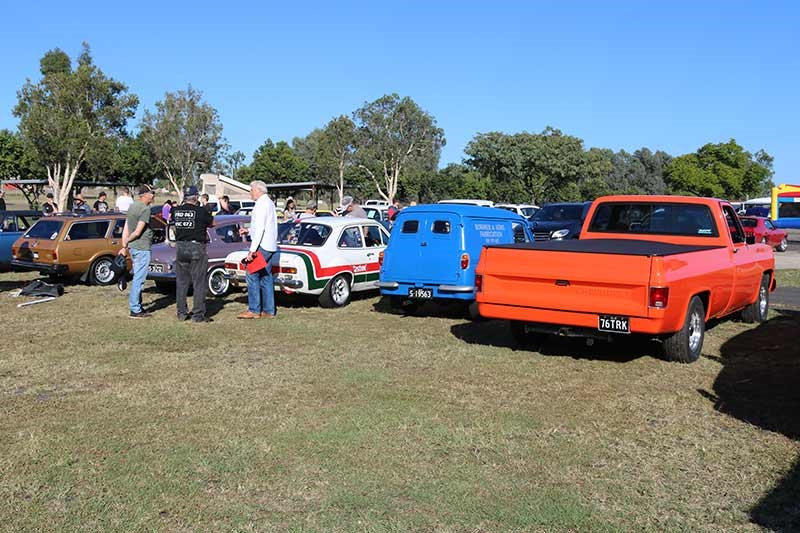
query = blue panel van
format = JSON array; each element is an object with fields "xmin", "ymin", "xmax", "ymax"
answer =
[{"xmin": 378, "ymin": 204, "xmax": 532, "ymax": 315}]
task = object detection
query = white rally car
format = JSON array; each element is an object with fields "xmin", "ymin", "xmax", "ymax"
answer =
[{"xmin": 224, "ymin": 217, "xmax": 390, "ymax": 308}]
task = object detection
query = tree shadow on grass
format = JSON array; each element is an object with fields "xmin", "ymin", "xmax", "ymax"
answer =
[
  {"xmin": 449, "ymin": 319, "xmax": 649, "ymax": 363},
  {"xmin": 699, "ymin": 309, "xmax": 800, "ymax": 530}
]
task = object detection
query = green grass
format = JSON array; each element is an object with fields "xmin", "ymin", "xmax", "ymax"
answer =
[
  {"xmin": 1, "ymin": 271, "xmax": 799, "ymax": 530},
  {"xmin": 777, "ymin": 268, "xmax": 800, "ymax": 288}
]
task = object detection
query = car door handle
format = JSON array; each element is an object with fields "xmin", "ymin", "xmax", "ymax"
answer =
[
  {"xmin": 420, "ymin": 242, "xmax": 428, "ymax": 247},
  {"xmin": 111, "ymin": 240, "xmax": 118, "ymax": 245},
  {"xmin": 366, "ymin": 252, "xmax": 375, "ymax": 257}
]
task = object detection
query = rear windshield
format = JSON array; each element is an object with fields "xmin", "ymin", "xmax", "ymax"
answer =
[
  {"xmin": 533, "ymin": 204, "xmax": 584, "ymax": 221},
  {"xmin": 588, "ymin": 202, "xmax": 719, "ymax": 237},
  {"xmin": 280, "ymin": 222, "xmax": 332, "ymax": 247},
  {"xmin": 24, "ymin": 220, "xmax": 63, "ymax": 240},
  {"xmin": 739, "ymin": 218, "xmax": 758, "ymax": 228}
]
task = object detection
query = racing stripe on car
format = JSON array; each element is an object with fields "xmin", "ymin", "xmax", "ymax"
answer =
[{"xmin": 279, "ymin": 247, "xmax": 379, "ymax": 290}]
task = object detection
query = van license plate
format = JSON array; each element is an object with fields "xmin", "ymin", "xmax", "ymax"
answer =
[
  {"xmin": 598, "ymin": 315, "xmax": 630, "ymax": 334},
  {"xmin": 408, "ymin": 288, "xmax": 433, "ymax": 299}
]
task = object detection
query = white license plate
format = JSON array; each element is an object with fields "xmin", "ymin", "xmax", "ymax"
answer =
[
  {"xmin": 408, "ymin": 288, "xmax": 433, "ymax": 299},
  {"xmin": 149, "ymin": 264, "xmax": 164, "ymax": 273},
  {"xmin": 598, "ymin": 315, "xmax": 630, "ymax": 334}
]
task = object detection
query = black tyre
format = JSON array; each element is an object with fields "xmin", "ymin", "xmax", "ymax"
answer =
[
  {"xmin": 467, "ymin": 301, "xmax": 485, "ymax": 321},
  {"xmin": 389, "ymin": 296, "xmax": 418, "ymax": 314},
  {"xmin": 207, "ymin": 266, "xmax": 230, "ymax": 297},
  {"xmin": 741, "ymin": 274, "xmax": 770, "ymax": 323},
  {"xmin": 319, "ymin": 274, "xmax": 352, "ymax": 308},
  {"xmin": 89, "ymin": 256, "xmax": 115, "ymax": 286},
  {"xmin": 509, "ymin": 321, "xmax": 546, "ymax": 350},
  {"xmin": 663, "ymin": 296, "xmax": 705, "ymax": 363},
  {"xmin": 154, "ymin": 281, "xmax": 173, "ymax": 294},
  {"xmin": 777, "ymin": 237, "xmax": 788, "ymax": 252}
]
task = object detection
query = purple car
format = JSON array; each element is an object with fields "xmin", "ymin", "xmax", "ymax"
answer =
[{"xmin": 147, "ymin": 214, "xmax": 250, "ymax": 297}]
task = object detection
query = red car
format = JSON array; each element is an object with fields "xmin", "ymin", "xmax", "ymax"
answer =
[{"xmin": 740, "ymin": 216, "xmax": 788, "ymax": 252}]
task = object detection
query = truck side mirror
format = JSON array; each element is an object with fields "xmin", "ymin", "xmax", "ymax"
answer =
[{"xmin": 745, "ymin": 234, "xmax": 756, "ymax": 245}]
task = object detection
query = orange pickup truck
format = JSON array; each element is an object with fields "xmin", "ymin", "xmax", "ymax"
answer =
[{"xmin": 475, "ymin": 196, "xmax": 776, "ymax": 362}]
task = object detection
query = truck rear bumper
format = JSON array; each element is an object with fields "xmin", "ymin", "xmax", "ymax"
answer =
[{"xmin": 477, "ymin": 302, "xmax": 675, "ymax": 336}]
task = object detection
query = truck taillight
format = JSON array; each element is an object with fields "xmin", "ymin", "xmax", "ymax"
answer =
[
  {"xmin": 649, "ymin": 287, "xmax": 669, "ymax": 308},
  {"xmin": 460, "ymin": 253, "xmax": 469, "ymax": 270},
  {"xmin": 379, "ymin": 251, "xmax": 384, "ymax": 266},
  {"xmin": 475, "ymin": 274, "xmax": 483, "ymax": 292}
]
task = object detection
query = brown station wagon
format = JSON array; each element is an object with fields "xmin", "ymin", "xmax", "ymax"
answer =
[{"xmin": 11, "ymin": 214, "xmax": 166, "ymax": 285}]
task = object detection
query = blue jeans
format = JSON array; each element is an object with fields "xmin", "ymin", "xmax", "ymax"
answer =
[
  {"xmin": 246, "ymin": 248, "xmax": 279, "ymax": 315},
  {"xmin": 129, "ymin": 248, "xmax": 151, "ymax": 313}
]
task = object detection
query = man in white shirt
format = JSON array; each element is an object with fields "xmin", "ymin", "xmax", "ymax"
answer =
[
  {"xmin": 115, "ymin": 187, "xmax": 134, "ymax": 213},
  {"xmin": 237, "ymin": 180, "xmax": 279, "ymax": 319}
]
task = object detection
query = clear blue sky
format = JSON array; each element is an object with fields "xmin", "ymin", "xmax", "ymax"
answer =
[{"xmin": 2, "ymin": 0, "xmax": 799, "ymax": 183}]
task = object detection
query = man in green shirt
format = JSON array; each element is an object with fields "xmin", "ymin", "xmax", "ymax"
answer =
[{"xmin": 119, "ymin": 184, "xmax": 156, "ymax": 318}]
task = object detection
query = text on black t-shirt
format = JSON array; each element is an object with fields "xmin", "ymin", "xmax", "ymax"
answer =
[{"xmin": 173, "ymin": 203, "xmax": 214, "ymax": 242}]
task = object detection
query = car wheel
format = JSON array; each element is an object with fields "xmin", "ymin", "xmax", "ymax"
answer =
[
  {"xmin": 154, "ymin": 281, "xmax": 172, "ymax": 294},
  {"xmin": 207, "ymin": 266, "xmax": 230, "ymax": 297},
  {"xmin": 662, "ymin": 296, "xmax": 705, "ymax": 363},
  {"xmin": 509, "ymin": 321, "xmax": 546, "ymax": 350},
  {"xmin": 467, "ymin": 301, "xmax": 485, "ymax": 321},
  {"xmin": 389, "ymin": 296, "xmax": 418, "ymax": 315},
  {"xmin": 761, "ymin": 236, "xmax": 768, "ymax": 244},
  {"xmin": 89, "ymin": 256, "xmax": 115, "ymax": 286},
  {"xmin": 741, "ymin": 274, "xmax": 770, "ymax": 323},
  {"xmin": 319, "ymin": 274, "xmax": 351, "ymax": 308},
  {"xmin": 777, "ymin": 237, "xmax": 788, "ymax": 252}
]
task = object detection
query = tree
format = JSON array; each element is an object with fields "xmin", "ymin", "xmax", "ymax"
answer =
[
  {"xmin": 353, "ymin": 94, "xmax": 445, "ymax": 203},
  {"xmin": 140, "ymin": 86, "xmax": 225, "ymax": 201},
  {"xmin": 223, "ymin": 150, "xmax": 246, "ymax": 179},
  {"xmin": 316, "ymin": 116, "xmax": 357, "ymax": 203},
  {"xmin": 113, "ymin": 133, "xmax": 158, "ymax": 185},
  {"xmin": 666, "ymin": 140, "xmax": 773, "ymax": 199},
  {"xmin": 465, "ymin": 127, "xmax": 586, "ymax": 204},
  {"xmin": 13, "ymin": 43, "xmax": 138, "ymax": 211},
  {"xmin": 0, "ymin": 129, "xmax": 33, "ymax": 180},
  {"xmin": 238, "ymin": 139, "xmax": 310, "ymax": 184}
]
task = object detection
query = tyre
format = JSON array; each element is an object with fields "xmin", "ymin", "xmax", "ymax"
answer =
[
  {"xmin": 741, "ymin": 274, "xmax": 770, "ymax": 323},
  {"xmin": 509, "ymin": 321, "xmax": 546, "ymax": 350},
  {"xmin": 662, "ymin": 296, "xmax": 705, "ymax": 363},
  {"xmin": 467, "ymin": 301, "xmax": 485, "ymax": 321},
  {"xmin": 389, "ymin": 296, "xmax": 418, "ymax": 314},
  {"xmin": 777, "ymin": 237, "xmax": 788, "ymax": 252},
  {"xmin": 206, "ymin": 266, "xmax": 230, "ymax": 297},
  {"xmin": 319, "ymin": 274, "xmax": 352, "ymax": 308},
  {"xmin": 89, "ymin": 256, "xmax": 115, "ymax": 286}
]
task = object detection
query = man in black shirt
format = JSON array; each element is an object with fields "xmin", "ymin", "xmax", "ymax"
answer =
[
  {"xmin": 42, "ymin": 192, "xmax": 56, "ymax": 216},
  {"xmin": 172, "ymin": 185, "xmax": 215, "ymax": 323},
  {"xmin": 93, "ymin": 191, "xmax": 109, "ymax": 213}
]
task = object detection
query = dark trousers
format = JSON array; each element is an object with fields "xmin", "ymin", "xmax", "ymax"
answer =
[{"xmin": 175, "ymin": 241, "xmax": 208, "ymax": 320}]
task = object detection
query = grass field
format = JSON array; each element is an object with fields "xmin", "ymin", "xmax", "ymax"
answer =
[{"xmin": 1, "ymin": 268, "xmax": 798, "ymax": 531}]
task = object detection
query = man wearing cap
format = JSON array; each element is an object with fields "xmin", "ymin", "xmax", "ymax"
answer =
[
  {"xmin": 297, "ymin": 201, "xmax": 317, "ymax": 219},
  {"xmin": 172, "ymin": 185, "xmax": 215, "ymax": 323},
  {"xmin": 72, "ymin": 193, "xmax": 91, "ymax": 214},
  {"xmin": 339, "ymin": 196, "xmax": 367, "ymax": 218},
  {"xmin": 120, "ymin": 184, "xmax": 156, "ymax": 319}
]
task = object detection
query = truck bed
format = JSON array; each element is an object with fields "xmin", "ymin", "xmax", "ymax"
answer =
[{"xmin": 488, "ymin": 238, "xmax": 725, "ymax": 256}]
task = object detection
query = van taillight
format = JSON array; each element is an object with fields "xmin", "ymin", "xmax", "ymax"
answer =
[
  {"xmin": 475, "ymin": 274, "xmax": 483, "ymax": 292},
  {"xmin": 379, "ymin": 251, "xmax": 384, "ymax": 266},
  {"xmin": 460, "ymin": 253, "xmax": 469, "ymax": 269},
  {"xmin": 649, "ymin": 287, "xmax": 669, "ymax": 308}
]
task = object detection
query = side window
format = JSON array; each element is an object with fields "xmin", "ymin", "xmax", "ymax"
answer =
[
  {"xmin": 216, "ymin": 224, "xmax": 242, "ymax": 243},
  {"xmin": 338, "ymin": 227, "xmax": 364, "ymax": 248},
  {"xmin": 111, "ymin": 219, "xmax": 125, "ymax": 239},
  {"xmin": 512, "ymin": 222, "xmax": 529, "ymax": 243},
  {"xmin": 723, "ymin": 206, "xmax": 745, "ymax": 244},
  {"xmin": 67, "ymin": 220, "xmax": 110, "ymax": 241},
  {"xmin": 401, "ymin": 220, "xmax": 419, "ymax": 233},
  {"xmin": 432, "ymin": 220, "xmax": 451, "ymax": 234},
  {"xmin": 1, "ymin": 216, "xmax": 17, "ymax": 232},
  {"xmin": 363, "ymin": 225, "xmax": 382, "ymax": 247},
  {"xmin": 765, "ymin": 220, "xmax": 775, "ymax": 230}
]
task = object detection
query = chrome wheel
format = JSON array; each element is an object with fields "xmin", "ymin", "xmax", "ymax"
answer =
[
  {"xmin": 331, "ymin": 275, "xmax": 351, "ymax": 306},
  {"xmin": 778, "ymin": 237, "xmax": 788, "ymax": 252},
  {"xmin": 688, "ymin": 309, "xmax": 703, "ymax": 354},
  {"xmin": 93, "ymin": 258, "xmax": 114, "ymax": 284},
  {"xmin": 758, "ymin": 283, "xmax": 768, "ymax": 317},
  {"xmin": 207, "ymin": 268, "xmax": 230, "ymax": 297}
]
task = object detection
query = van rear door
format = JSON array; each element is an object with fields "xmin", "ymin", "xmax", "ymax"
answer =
[{"xmin": 417, "ymin": 213, "xmax": 461, "ymax": 282}]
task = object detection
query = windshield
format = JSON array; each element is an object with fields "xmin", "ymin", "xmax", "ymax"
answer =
[
  {"xmin": 280, "ymin": 222, "xmax": 332, "ymax": 246},
  {"xmin": 520, "ymin": 207, "xmax": 537, "ymax": 218},
  {"xmin": 739, "ymin": 218, "xmax": 758, "ymax": 228},
  {"xmin": 24, "ymin": 220, "xmax": 63, "ymax": 240},
  {"xmin": 533, "ymin": 204, "xmax": 584, "ymax": 221}
]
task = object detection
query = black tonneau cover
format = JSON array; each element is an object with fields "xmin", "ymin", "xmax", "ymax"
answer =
[{"xmin": 488, "ymin": 238, "xmax": 725, "ymax": 257}]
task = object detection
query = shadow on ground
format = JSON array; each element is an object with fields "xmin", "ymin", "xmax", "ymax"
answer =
[
  {"xmin": 449, "ymin": 319, "xmax": 652, "ymax": 363},
  {"xmin": 700, "ymin": 309, "xmax": 800, "ymax": 530},
  {"xmin": 371, "ymin": 296, "xmax": 474, "ymax": 320}
]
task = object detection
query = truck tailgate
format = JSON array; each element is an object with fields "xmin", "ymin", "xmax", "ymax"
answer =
[{"xmin": 480, "ymin": 247, "xmax": 652, "ymax": 317}]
